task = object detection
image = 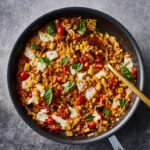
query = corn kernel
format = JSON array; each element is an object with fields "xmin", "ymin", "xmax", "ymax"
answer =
[
  {"xmin": 96, "ymin": 83, "xmax": 101, "ymax": 91},
  {"xmin": 55, "ymin": 19, "xmax": 59, "ymax": 24},
  {"xmin": 41, "ymin": 41, "xmax": 46, "ymax": 47},
  {"xmin": 95, "ymin": 51, "xmax": 99, "ymax": 55},
  {"xmin": 73, "ymin": 55, "xmax": 77, "ymax": 59},
  {"xmin": 103, "ymin": 120, "xmax": 108, "ymax": 125},
  {"xmin": 88, "ymin": 69, "xmax": 93, "ymax": 75},
  {"xmin": 105, "ymin": 33, "xmax": 110, "ymax": 38},
  {"xmin": 66, "ymin": 131, "xmax": 73, "ymax": 136},
  {"xmin": 84, "ymin": 128, "xmax": 90, "ymax": 133},
  {"xmin": 24, "ymin": 63, "xmax": 31, "ymax": 72},
  {"xmin": 49, "ymin": 42, "xmax": 56, "ymax": 50},
  {"xmin": 57, "ymin": 85, "xmax": 60, "ymax": 90},
  {"xmin": 99, "ymin": 50, "xmax": 103, "ymax": 53},
  {"xmin": 100, "ymin": 33, "xmax": 103, "ymax": 37},
  {"xmin": 73, "ymin": 40, "xmax": 76, "ymax": 44},
  {"xmin": 90, "ymin": 34, "xmax": 94, "ymax": 38}
]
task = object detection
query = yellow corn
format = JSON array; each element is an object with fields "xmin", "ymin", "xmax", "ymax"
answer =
[
  {"xmin": 24, "ymin": 63, "xmax": 31, "ymax": 72},
  {"xmin": 41, "ymin": 41, "xmax": 46, "ymax": 47},
  {"xmin": 73, "ymin": 55, "xmax": 77, "ymax": 59},
  {"xmin": 84, "ymin": 128, "xmax": 90, "ymax": 133},
  {"xmin": 96, "ymin": 83, "xmax": 101, "ymax": 91}
]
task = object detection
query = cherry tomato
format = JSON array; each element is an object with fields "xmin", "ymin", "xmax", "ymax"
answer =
[
  {"xmin": 88, "ymin": 121, "xmax": 96, "ymax": 129},
  {"xmin": 109, "ymin": 78, "xmax": 114, "ymax": 88},
  {"xmin": 95, "ymin": 62, "xmax": 104, "ymax": 70},
  {"xmin": 88, "ymin": 49, "xmax": 93, "ymax": 54},
  {"xmin": 63, "ymin": 66, "xmax": 68, "ymax": 74},
  {"xmin": 76, "ymin": 95, "xmax": 86, "ymax": 105},
  {"xmin": 20, "ymin": 71, "xmax": 29, "ymax": 81},
  {"xmin": 96, "ymin": 55, "xmax": 102, "ymax": 62},
  {"xmin": 84, "ymin": 62, "xmax": 90, "ymax": 69},
  {"xmin": 57, "ymin": 35, "xmax": 62, "ymax": 42},
  {"xmin": 45, "ymin": 116, "xmax": 56, "ymax": 124},
  {"xmin": 49, "ymin": 124, "xmax": 61, "ymax": 131},
  {"xmin": 75, "ymin": 35, "xmax": 83, "ymax": 41},
  {"xmin": 45, "ymin": 69, "xmax": 50, "ymax": 76},
  {"xmin": 57, "ymin": 109, "xmax": 68, "ymax": 119},
  {"xmin": 57, "ymin": 26, "xmax": 65, "ymax": 35},
  {"xmin": 22, "ymin": 55, "xmax": 29, "ymax": 64},
  {"xmin": 130, "ymin": 68, "xmax": 136, "ymax": 78},
  {"xmin": 80, "ymin": 55, "xmax": 88, "ymax": 64}
]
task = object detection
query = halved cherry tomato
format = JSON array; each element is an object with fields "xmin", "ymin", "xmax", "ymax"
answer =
[
  {"xmin": 96, "ymin": 55, "xmax": 102, "ymax": 62},
  {"xmin": 57, "ymin": 35, "xmax": 62, "ymax": 42},
  {"xmin": 63, "ymin": 66, "xmax": 68, "ymax": 74},
  {"xmin": 84, "ymin": 62, "xmax": 90, "ymax": 69},
  {"xmin": 88, "ymin": 120, "xmax": 96, "ymax": 129},
  {"xmin": 75, "ymin": 35, "xmax": 83, "ymax": 41},
  {"xmin": 20, "ymin": 71, "xmax": 29, "ymax": 81},
  {"xmin": 57, "ymin": 109, "xmax": 68, "ymax": 119},
  {"xmin": 109, "ymin": 78, "xmax": 114, "ymax": 88},
  {"xmin": 95, "ymin": 62, "xmax": 104, "ymax": 70},
  {"xmin": 57, "ymin": 26, "xmax": 65, "ymax": 35},
  {"xmin": 80, "ymin": 55, "xmax": 88, "ymax": 64},
  {"xmin": 45, "ymin": 116, "xmax": 56, "ymax": 124},
  {"xmin": 76, "ymin": 95, "xmax": 86, "ymax": 105},
  {"xmin": 130, "ymin": 68, "xmax": 136, "ymax": 78},
  {"xmin": 49, "ymin": 124, "xmax": 61, "ymax": 131}
]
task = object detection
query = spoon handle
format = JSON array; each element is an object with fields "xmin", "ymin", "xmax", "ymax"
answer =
[{"xmin": 107, "ymin": 63, "xmax": 150, "ymax": 107}]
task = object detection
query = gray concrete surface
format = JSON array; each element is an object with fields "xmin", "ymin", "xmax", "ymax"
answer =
[{"xmin": 0, "ymin": 0, "xmax": 150, "ymax": 149}]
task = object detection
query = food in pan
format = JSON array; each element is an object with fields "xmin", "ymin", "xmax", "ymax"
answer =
[{"xmin": 17, "ymin": 17, "xmax": 136, "ymax": 137}]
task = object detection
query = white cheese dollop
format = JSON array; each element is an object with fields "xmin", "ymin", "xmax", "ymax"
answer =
[
  {"xmin": 70, "ymin": 66, "xmax": 76, "ymax": 75},
  {"xmin": 77, "ymin": 72, "xmax": 86, "ymax": 80},
  {"xmin": 36, "ymin": 84, "xmax": 45, "ymax": 97},
  {"xmin": 93, "ymin": 111, "xmax": 101, "ymax": 122},
  {"xmin": 22, "ymin": 77, "xmax": 31, "ymax": 89},
  {"xmin": 95, "ymin": 70, "xmax": 107, "ymax": 79},
  {"xmin": 52, "ymin": 115, "xmax": 68, "ymax": 128},
  {"xmin": 46, "ymin": 51, "xmax": 58, "ymax": 60},
  {"xmin": 36, "ymin": 61, "xmax": 47, "ymax": 73},
  {"xmin": 85, "ymin": 87, "xmax": 95, "ymax": 100},
  {"xmin": 24, "ymin": 47, "xmax": 35, "ymax": 59},
  {"xmin": 38, "ymin": 31, "xmax": 54, "ymax": 42},
  {"xmin": 123, "ymin": 55, "xmax": 133, "ymax": 69},
  {"xmin": 111, "ymin": 99, "xmax": 120, "ymax": 109},
  {"xmin": 27, "ymin": 92, "xmax": 37, "ymax": 105},
  {"xmin": 36, "ymin": 109, "xmax": 48, "ymax": 122},
  {"xmin": 77, "ymin": 82, "xmax": 84, "ymax": 91},
  {"xmin": 69, "ymin": 107, "xmax": 78, "ymax": 118}
]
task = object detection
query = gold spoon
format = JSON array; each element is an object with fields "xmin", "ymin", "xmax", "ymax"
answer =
[{"xmin": 106, "ymin": 63, "xmax": 150, "ymax": 107}]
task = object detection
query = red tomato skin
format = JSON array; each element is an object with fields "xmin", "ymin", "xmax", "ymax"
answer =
[
  {"xmin": 57, "ymin": 35, "xmax": 62, "ymax": 42},
  {"xmin": 76, "ymin": 95, "xmax": 86, "ymax": 105},
  {"xmin": 57, "ymin": 109, "xmax": 68, "ymax": 119},
  {"xmin": 22, "ymin": 55, "xmax": 29, "ymax": 64},
  {"xmin": 80, "ymin": 55, "xmax": 88, "ymax": 64},
  {"xmin": 88, "ymin": 121, "xmax": 96, "ymax": 129},
  {"xmin": 63, "ymin": 66, "xmax": 68, "ymax": 74},
  {"xmin": 131, "ymin": 68, "xmax": 136, "ymax": 78},
  {"xmin": 88, "ymin": 49, "xmax": 93, "ymax": 54},
  {"xmin": 96, "ymin": 55, "xmax": 102, "ymax": 62},
  {"xmin": 57, "ymin": 26, "xmax": 65, "ymax": 35},
  {"xmin": 20, "ymin": 71, "xmax": 29, "ymax": 81},
  {"xmin": 49, "ymin": 125, "xmax": 61, "ymax": 131},
  {"xmin": 95, "ymin": 62, "xmax": 104, "ymax": 70},
  {"xmin": 45, "ymin": 69, "xmax": 50, "ymax": 76},
  {"xmin": 45, "ymin": 116, "xmax": 56, "ymax": 124},
  {"xmin": 109, "ymin": 78, "xmax": 114, "ymax": 88},
  {"xmin": 75, "ymin": 35, "xmax": 83, "ymax": 41}
]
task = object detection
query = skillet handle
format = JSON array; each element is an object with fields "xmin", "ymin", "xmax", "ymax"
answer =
[{"xmin": 108, "ymin": 135, "xmax": 124, "ymax": 150}]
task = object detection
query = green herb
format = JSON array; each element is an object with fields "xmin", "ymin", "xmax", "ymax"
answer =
[
  {"xmin": 63, "ymin": 81, "xmax": 75, "ymax": 93},
  {"xmin": 47, "ymin": 22, "xmax": 56, "ymax": 36},
  {"xmin": 72, "ymin": 62, "xmax": 83, "ymax": 71},
  {"xmin": 44, "ymin": 86, "xmax": 53, "ymax": 106},
  {"xmin": 84, "ymin": 115, "xmax": 95, "ymax": 122},
  {"xmin": 31, "ymin": 42, "xmax": 42, "ymax": 50},
  {"xmin": 77, "ymin": 22, "xmax": 86, "ymax": 35},
  {"xmin": 26, "ymin": 87, "xmax": 30, "ymax": 92},
  {"xmin": 121, "ymin": 67, "xmax": 134, "ymax": 82},
  {"xmin": 61, "ymin": 56, "xmax": 69, "ymax": 67},
  {"xmin": 119, "ymin": 99, "xmax": 128, "ymax": 109},
  {"xmin": 104, "ymin": 108, "xmax": 110, "ymax": 116},
  {"xmin": 39, "ymin": 57, "xmax": 53, "ymax": 65}
]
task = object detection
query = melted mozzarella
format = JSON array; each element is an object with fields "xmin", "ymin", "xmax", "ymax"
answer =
[
  {"xmin": 93, "ymin": 111, "xmax": 101, "ymax": 122},
  {"xmin": 77, "ymin": 72, "xmax": 86, "ymax": 80},
  {"xmin": 36, "ymin": 109, "xmax": 48, "ymax": 122},
  {"xmin": 22, "ymin": 77, "xmax": 31, "ymax": 89},
  {"xmin": 52, "ymin": 115, "xmax": 68, "ymax": 128},
  {"xmin": 24, "ymin": 47, "xmax": 35, "ymax": 59},
  {"xmin": 77, "ymin": 82, "xmax": 84, "ymax": 91},
  {"xmin": 36, "ymin": 62, "xmax": 47, "ymax": 73},
  {"xmin": 70, "ymin": 66, "xmax": 76, "ymax": 75},
  {"xmin": 85, "ymin": 87, "xmax": 95, "ymax": 100},
  {"xmin": 95, "ymin": 70, "xmax": 107, "ymax": 79},
  {"xmin": 36, "ymin": 84, "xmax": 45, "ymax": 97},
  {"xmin": 69, "ymin": 107, "xmax": 78, "ymax": 118},
  {"xmin": 46, "ymin": 51, "xmax": 58, "ymax": 60},
  {"xmin": 111, "ymin": 99, "xmax": 120, "ymax": 109},
  {"xmin": 38, "ymin": 31, "xmax": 54, "ymax": 42}
]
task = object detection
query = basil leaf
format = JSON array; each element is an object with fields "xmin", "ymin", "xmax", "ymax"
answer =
[
  {"xmin": 44, "ymin": 86, "xmax": 53, "ymax": 106},
  {"xmin": 61, "ymin": 56, "xmax": 69, "ymax": 67},
  {"xmin": 77, "ymin": 22, "xmax": 86, "ymax": 35},
  {"xmin": 26, "ymin": 87, "xmax": 30, "ymax": 92},
  {"xmin": 72, "ymin": 62, "xmax": 83, "ymax": 71},
  {"xmin": 39, "ymin": 57, "xmax": 53, "ymax": 65},
  {"xmin": 121, "ymin": 67, "xmax": 134, "ymax": 82},
  {"xmin": 84, "ymin": 115, "xmax": 95, "ymax": 122},
  {"xmin": 47, "ymin": 22, "xmax": 56, "ymax": 36},
  {"xmin": 31, "ymin": 42, "xmax": 42, "ymax": 50},
  {"xmin": 104, "ymin": 108, "xmax": 110, "ymax": 116},
  {"xmin": 119, "ymin": 99, "xmax": 128, "ymax": 109},
  {"xmin": 63, "ymin": 81, "xmax": 75, "ymax": 93}
]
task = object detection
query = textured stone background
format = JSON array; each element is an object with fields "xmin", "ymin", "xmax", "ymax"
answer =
[{"xmin": 0, "ymin": 0, "xmax": 150, "ymax": 149}]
